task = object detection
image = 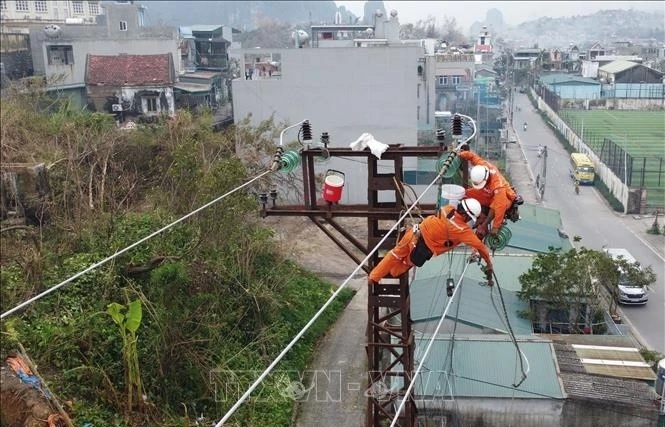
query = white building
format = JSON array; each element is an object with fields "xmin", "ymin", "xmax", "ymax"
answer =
[
  {"xmin": 0, "ymin": 0, "xmax": 104, "ymax": 34},
  {"xmin": 231, "ymin": 10, "xmax": 437, "ymax": 203}
]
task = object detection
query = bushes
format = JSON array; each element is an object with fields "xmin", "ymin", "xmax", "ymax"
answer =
[{"xmin": 0, "ymin": 102, "xmax": 354, "ymax": 426}]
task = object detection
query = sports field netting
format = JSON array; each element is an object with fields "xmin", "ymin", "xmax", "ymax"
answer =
[{"xmin": 559, "ymin": 110, "xmax": 665, "ymax": 210}]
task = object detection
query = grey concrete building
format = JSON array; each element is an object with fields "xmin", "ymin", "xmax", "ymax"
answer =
[{"xmin": 28, "ymin": 1, "xmax": 179, "ymax": 105}]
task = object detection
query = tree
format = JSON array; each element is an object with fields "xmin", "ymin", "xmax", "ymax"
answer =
[
  {"xmin": 519, "ymin": 247, "xmax": 603, "ymax": 333},
  {"xmin": 519, "ymin": 247, "xmax": 657, "ymax": 333},
  {"xmin": 439, "ymin": 16, "xmax": 466, "ymax": 46}
]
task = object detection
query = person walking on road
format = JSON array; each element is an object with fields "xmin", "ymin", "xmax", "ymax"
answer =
[
  {"xmin": 368, "ymin": 198, "xmax": 493, "ymax": 285},
  {"xmin": 457, "ymin": 148, "xmax": 522, "ymax": 239}
]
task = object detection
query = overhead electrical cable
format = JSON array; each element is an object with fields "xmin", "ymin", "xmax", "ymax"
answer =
[
  {"xmin": 214, "ymin": 121, "xmax": 478, "ymax": 426},
  {"xmin": 389, "ymin": 261, "xmax": 471, "ymax": 427},
  {"xmin": 1, "ymin": 169, "xmax": 273, "ymax": 319}
]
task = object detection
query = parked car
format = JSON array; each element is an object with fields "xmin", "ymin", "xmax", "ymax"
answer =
[{"xmin": 604, "ymin": 248, "xmax": 648, "ymax": 305}]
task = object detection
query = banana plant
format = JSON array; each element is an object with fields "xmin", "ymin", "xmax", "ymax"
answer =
[{"xmin": 107, "ymin": 299, "xmax": 144, "ymax": 412}]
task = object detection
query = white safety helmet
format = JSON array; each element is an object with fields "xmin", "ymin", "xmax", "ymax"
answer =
[
  {"xmin": 458, "ymin": 198, "xmax": 482, "ymax": 223},
  {"xmin": 470, "ymin": 165, "xmax": 490, "ymax": 189}
]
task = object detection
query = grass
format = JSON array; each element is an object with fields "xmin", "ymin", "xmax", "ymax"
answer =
[{"xmin": 559, "ymin": 109, "xmax": 665, "ymax": 209}]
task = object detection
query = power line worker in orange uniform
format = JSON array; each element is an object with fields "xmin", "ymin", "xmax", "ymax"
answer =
[
  {"xmin": 368, "ymin": 198, "xmax": 493, "ymax": 285},
  {"xmin": 457, "ymin": 149, "xmax": 521, "ymax": 239}
]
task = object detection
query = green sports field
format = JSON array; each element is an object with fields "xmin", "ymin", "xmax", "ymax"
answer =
[{"xmin": 559, "ymin": 109, "xmax": 665, "ymax": 210}]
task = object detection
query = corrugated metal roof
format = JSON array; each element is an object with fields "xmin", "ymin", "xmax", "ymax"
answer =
[
  {"xmin": 413, "ymin": 248, "xmax": 537, "ymax": 292},
  {"xmin": 410, "ymin": 275, "xmax": 532, "ymax": 334},
  {"xmin": 516, "ymin": 203, "xmax": 563, "ymax": 228},
  {"xmin": 189, "ymin": 24, "xmax": 223, "ymax": 32},
  {"xmin": 173, "ymin": 82, "xmax": 211, "ymax": 93},
  {"xmin": 540, "ymin": 74, "xmax": 599, "ymax": 85},
  {"xmin": 414, "ymin": 336, "xmax": 564, "ymax": 399},
  {"xmin": 504, "ymin": 219, "xmax": 572, "ymax": 253},
  {"xmin": 599, "ymin": 59, "xmax": 640, "ymax": 74}
]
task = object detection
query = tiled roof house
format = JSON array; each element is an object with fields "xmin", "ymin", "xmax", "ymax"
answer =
[{"xmin": 85, "ymin": 53, "xmax": 176, "ymax": 118}]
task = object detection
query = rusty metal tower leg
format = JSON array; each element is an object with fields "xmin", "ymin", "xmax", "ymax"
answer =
[{"xmin": 365, "ymin": 155, "xmax": 417, "ymax": 427}]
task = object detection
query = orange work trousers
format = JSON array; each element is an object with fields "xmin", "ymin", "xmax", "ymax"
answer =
[{"xmin": 368, "ymin": 228, "xmax": 418, "ymax": 282}]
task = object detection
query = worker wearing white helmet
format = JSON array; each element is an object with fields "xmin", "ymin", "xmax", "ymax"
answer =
[
  {"xmin": 368, "ymin": 197, "xmax": 493, "ymax": 285},
  {"xmin": 458, "ymin": 149, "xmax": 520, "ymax": 238}
]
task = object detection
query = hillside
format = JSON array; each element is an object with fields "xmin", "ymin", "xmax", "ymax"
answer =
[{"xmin": 495, "ymin": 9, "xmax": 665, "ymax": 48}]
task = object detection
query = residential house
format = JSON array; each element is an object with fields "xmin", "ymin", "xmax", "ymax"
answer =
[
  {"xmin": 0, "ymin": 0, "xmax": 102, "ymax": 34},
  {"xmin": 563, "ymin": 45, "xmax": 581, "ymax": 73},
  {"xmin": 28, "ymin": 1, "xmax": 179, "ymax": 107},
  {"xmin": 544, "ymin": 48, "xmax": 564, "ymax": 71},
  {"xmin": 581, "ymin": 55, "xmax": 642, "ymax": 79},
  {"xmin": 586, "ymin": 42, "xmax": 606, "ymax": 60},
  {"xmin": 85, "ymin": 53, "xmax": 175, "ymax": 120},
  {"xmin": 1, "ymin": 0, "xmax": 103, "ymax": 81},
  {"xmin": 512, "ymin": 48, "xmax": 541, "ymax": 70},
  {"xmin": 473, "ymin": 26, "xmax": 493, "ymax": 65},
  {"xmin": 177, "ymin": 24, "xmax": 238, "ymax": 127},
  {"xmin": 474, "ymin": 65, "xmax": 497, "ymax": 80}
]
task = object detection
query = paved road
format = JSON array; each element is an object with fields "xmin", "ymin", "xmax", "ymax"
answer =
[{"xmin": 513, "ymin": 93, "xmax": 665, "ymax": 354}]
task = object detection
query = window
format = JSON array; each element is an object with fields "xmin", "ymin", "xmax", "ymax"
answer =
[
  {"xmin": 1, "ymin": 1, "xmax": 7, "ymax": 10},
  {"xmin": 88, "ymin": 1, "xmax": 99, "ymax": 14},
  {"xmin": 16, "ymin": 0, "xmax": 29, "ymax": 11},
  {"xmin": 452, "ymin": 76, "xmax": 460, "ymax": 85},
  {"xmin": 437, "ymin": 76, "xmax": 444, "ymax": 85},
  {"xmin": 119, "ymin": 20, "xmax": 127, "ymax": 31},
  {"xmin": 47, "ymin": 45, "xmax": 74, "ymax": 65},
  {"xmin": 72, "ymin": 1, "xmax": 83, "ymax": 14},
  {"xmin": 145, "ymin": 97, "xmax": 158, "ymax": 112},
  {"xmin": 34, "ymin": 0, "xmax": 47, "ymax": 13}
]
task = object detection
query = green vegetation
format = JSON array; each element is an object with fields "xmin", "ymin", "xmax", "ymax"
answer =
[
  {"xmin": 518, "ymin": 246, "xmax": 657, "ymax": 331},
  {"xmin": 0, "ymin": 87, "xmax": 355, "ymax": 426}
]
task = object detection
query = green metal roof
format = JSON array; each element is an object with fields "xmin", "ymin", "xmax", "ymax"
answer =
[
  {"xmin": 517, "ymin": 203, "xmax": 564, "ymax": 227},
  {"xmin": 410, "ymin": 274, "xmax": 532, "ymax": 334},
  {"xmin": 540, "ymin": 74, "xmax": 599, "ymax": 86},
  {"xmin": 598, "ymin": 59, "xmax": 640, "ymax": 74},
  {"xmin": 414, "ymin": 335, "xmax": 565, "ymax": 399},
  {"xmin": 504, "ymin": 219, "xmax": 572, "ymax": 253}
]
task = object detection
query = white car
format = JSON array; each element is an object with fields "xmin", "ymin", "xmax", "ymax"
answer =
[{"xmin": 604, "ymin": 248, "xmax": 648, "ymax": 305}]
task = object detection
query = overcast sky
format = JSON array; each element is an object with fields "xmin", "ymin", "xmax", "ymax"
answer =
[{"xmin": 334, "ymin": 1, "xmax": 665, "ymax": 28}]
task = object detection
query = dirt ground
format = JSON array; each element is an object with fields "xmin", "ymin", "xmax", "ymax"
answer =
[{"xmin": 264, "ymin": 215, "xmax": 370, "ymax": 279}]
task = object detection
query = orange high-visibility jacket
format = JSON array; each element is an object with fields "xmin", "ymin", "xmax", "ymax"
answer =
[
  {"xmin": 368, "ymin": 205, "xmax": 492, "ymax": 283},
  {"xmin": 459, "ymin": 151, "xmax": 516, "ymax": 230}
]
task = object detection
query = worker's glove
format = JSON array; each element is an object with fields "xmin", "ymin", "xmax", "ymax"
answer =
[
  {"xmin": 481, "ymin": 265, "xmax": 494, "ymax": 286},
  {"xmin": 468, "ymin": 250, "xmax": 480, "ymax": 264},
  {"xmin": 489, "ymin": 226, "xmax": 500, "ymax": 236}
]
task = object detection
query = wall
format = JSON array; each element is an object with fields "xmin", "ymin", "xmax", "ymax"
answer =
[
  {"xmin": 418, "ymin": 397, "xmax": 657, "ymax": 427},
  {"xmin": 419, "ymin": 398, "xmax": 564, "ymax": 427},
  {"xmin": 232, "ymin": 45, "xmax": 425, "ymax": 204},
  {"xmin": 548, "ymin": 84, "xmax": 600, "ymax": 100},
  {"xmin": 29, "ymin": 19, "xmax": 179, "ymax": 88}
]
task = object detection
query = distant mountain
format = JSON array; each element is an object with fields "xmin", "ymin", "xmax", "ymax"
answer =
[{"xmin": 498, "ymin": 9, "xmax": 665, "ymax": 48}]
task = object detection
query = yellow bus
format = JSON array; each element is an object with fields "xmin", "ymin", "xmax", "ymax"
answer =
[{"xmin": 570, "ymin": 152, "xmax": 595, "ymax": 185}]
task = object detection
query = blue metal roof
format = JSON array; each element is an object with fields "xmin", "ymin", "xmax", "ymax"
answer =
[{"xmin": 414, "ymin": 335, "xmax": 565, "ymax": 399}]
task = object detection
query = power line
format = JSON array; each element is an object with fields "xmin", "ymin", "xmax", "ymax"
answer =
[
  {"xmin": 1, "ymin": 169, "xmax": 273, "ymax": 319},
  {"xmin": 214, "ymin": 120, "xmax": 479, "ymax": 426},
  {"xmin": 389, "ymin": 262, "xmax": 472, "ymax": 427}
]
